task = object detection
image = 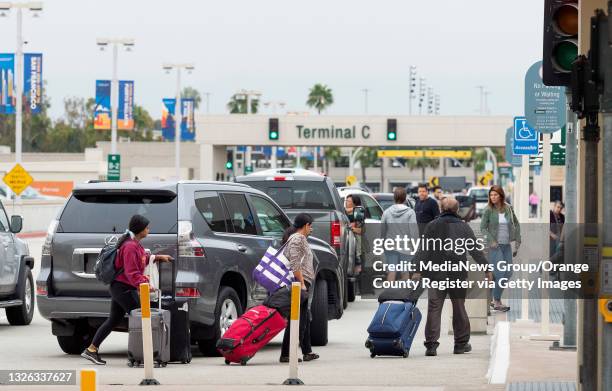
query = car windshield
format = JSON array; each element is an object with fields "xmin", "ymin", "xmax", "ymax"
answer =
[
  {"xmin": 241, "ymin": 181, "xmax": 335, "ymax": 210},
  {"xmin": 469, "ymin": 189, "xmax": 489, "ymax": 201}
]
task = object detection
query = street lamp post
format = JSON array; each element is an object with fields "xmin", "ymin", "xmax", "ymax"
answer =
[
  {"xmin": 97, "ymin": 37, "xmax": 134, "ymax": 156},
  {"xmin": 163, "ymin": 63, "xmax": 195, "ymax": 180},
  {"xmin": 0, "ymin": 1, "xmax": 43, "ymax": 164},
  {"xmin": 409, "ymin": 66, "xmax": 416, "ymax": 116}
]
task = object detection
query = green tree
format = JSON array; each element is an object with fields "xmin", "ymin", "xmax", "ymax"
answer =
[
  {"xmin": 323, "ymin": 146, "xmax": 342, "ymax": 175},
  {"xmin": 227, "ymin": 95, "xmax": 259, "ymax": 114},
  {"xmin": 407, "ymin": 156, "xmax": 440, "ymax": 183},
  {"xmin": 307, "ymin": 84, "xmax": 334, "ymax": 114},
  {"xmin": 469, "ymin": 147, "xmax": 504, "ymax": 185},
  {"xmin": 181, "ymin": 87, "xmax": 202, "ymax": 109},
  {"xmin": 357, "ymin": 148, "xmax": 379, "ymax": 184}
]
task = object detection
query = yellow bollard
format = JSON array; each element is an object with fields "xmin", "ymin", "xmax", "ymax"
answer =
[
  {"xmin": 139, "ymin": 283, "xmax": 160, "ymax": 386},
  {"xmin": 80, "ymin": 369, "xmax": 96, "ymax": 391},
  {"xmin": 283, "ymin": 282, "xmax": 304, "ymax": 385}
]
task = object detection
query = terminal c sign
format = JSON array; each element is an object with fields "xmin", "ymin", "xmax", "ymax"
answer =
[{"xmin": 296, "ymin": 124, "xmax": 371, "ymax": 140}]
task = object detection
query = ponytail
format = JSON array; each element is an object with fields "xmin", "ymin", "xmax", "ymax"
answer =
[{"xmin": 282, "ymin": 213, "xmax": 313, "ymax": 244}]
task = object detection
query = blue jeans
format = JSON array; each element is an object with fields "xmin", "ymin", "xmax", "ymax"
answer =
[{"xmin": 489, "ymin": 244, "xmax": 513, "ymax": 301}]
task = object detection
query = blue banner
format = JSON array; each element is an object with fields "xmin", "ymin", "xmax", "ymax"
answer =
[
  {"xmin": 117, "ymin": 80, "xmax": 134, "ymax": 130},
  {"xmin": 0, "ymin": 54, "xmax": 15, "ymax": 114},
  {"xmin": 181, "ymin": 98, "xmax": 195, "ymax": 141},
  {"xmin": 94, "ymin": 80, "xmax": 111, "ymax": 130},
  {"xmin": 162, "ymin": 98, "xmax": 176, "ymax": 140},
  {"xmin": 24, "ymin": 53, "xmax": 43, "ymax": 114}
]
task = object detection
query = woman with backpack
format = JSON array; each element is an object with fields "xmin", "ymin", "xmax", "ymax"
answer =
[
  {"xmin": 279, "ymin": 213, "xmax": 320, "ymax": 363},
  {"xmin": 480, "ymin": 186, "xmax": 521, "ymax": 312},
  {"xmin": 81, "ymin": 214, "xmax": 172, "ymax": 365}
]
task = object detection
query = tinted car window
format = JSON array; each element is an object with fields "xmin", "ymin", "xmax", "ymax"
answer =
[
  {"xmin": 222, "ymin": 193, "xmax": 257, "ymax": 235},
  {"xmin": 195, "ymin": 191, "xmax": 229, "ymax": 233},
  {"xmin": 243, "ymin": 181, "xmax": 335, "ymax": 210},
  {"xmin": 362, "ymin": 195, "xmax": 383, "ymax": 220},
  {"xmin": 0, "ymin": 204, "xmax": 8, "ymax": 231},
  {"xmin": 59, "ymin": 193, "xmax": 178, "ymax": 233},
  {"xmin": 469, "ymin": 188, "xmax": 489, "ymax": 201},
  {"xmin": 250, "ymin": 195, "xmax": 289, "ymax": 236}
]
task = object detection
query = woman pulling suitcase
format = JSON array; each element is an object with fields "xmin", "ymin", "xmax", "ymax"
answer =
[
  {"xmin": 81, "ymin": 214, "xmax": 172, "ymax": 365},
  {"xmin": 279, "ymin": 213, "xmax": 320, "ymax": 363}
]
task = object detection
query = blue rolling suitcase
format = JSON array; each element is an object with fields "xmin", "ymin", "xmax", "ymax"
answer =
[{"xmin": 365, "ymin": 300, "xmax": 422, "ymax": 358}]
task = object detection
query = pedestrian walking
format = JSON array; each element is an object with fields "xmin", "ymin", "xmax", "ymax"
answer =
[
  {"xmin": 414, "ymin": 184, "xmax": 440, "ymax": 234},
  {"xmin": 345, "ymin": 194, "xmax": 363, "ymax": 275},
  {"xmin": 279, "ymin": 213, "xmax": 320, "ymax": 363},
  {"xmin": 529, "ymin": 191, "xmax": 539, "ymax": 218},
  {"xmin": 81, "ymin": 214, "xmax": 173, "ymax": 365},
  {"xmin": 549, "ymin": 201, "xmax": 565, "ymax": 273},
  {"xmin": 380, "ymin": 187, "xmax": 419, "ymax": 281},
  {"xmin": 480, "ymin": 185, "xmax": 521, "ymax": 312},
  {"xmin": 413, "ymin": 197, "xmax": 491, "ymax": 356}
]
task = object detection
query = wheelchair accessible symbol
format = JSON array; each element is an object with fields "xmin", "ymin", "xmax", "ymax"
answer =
[{"xmin": 513, "ymin": 116, "xmax": 538, "ymax": 155}]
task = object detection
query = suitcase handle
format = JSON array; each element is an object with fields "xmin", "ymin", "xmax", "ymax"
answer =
[{"xmin": 252, "ymin": 328, "xmax": 270, "ymax": 344}]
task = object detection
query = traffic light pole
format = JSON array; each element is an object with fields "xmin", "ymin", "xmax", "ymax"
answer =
[{"xmin": 602, "ymin": 110, "xmax": 612, "ymax": 391}]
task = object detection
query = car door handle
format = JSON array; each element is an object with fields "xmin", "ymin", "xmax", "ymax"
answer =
[{"xmin": 237, "ymin": 245, "xmax": 247, "ymax": 253}]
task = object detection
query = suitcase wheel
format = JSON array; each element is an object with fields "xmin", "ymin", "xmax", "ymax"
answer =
[
  {"xmin": 364, "ymin": 339, "xmax": 372, "ymax": 349},
  {"xmin": 240, "ymin": 358, "xmax": 248, "ymax": 366},
  {"xmin": 225, "ymin": 360, "xmax": 230, "ymax": 365},
  {"xmin": 403, "ymin": 352, "xmax": 409, "ymax": 358},
  {"xmin": 127, "ymin": 360, "xmax": 135, "ymax": 368},
  {"xmin": 370, "ymin": 353, "xmax": 376, "ymax": 358}
]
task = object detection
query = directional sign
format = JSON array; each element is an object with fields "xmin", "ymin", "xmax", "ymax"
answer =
[
  {"xmin": 505, "ymin": 126, "xmax": 522, "ymax": 167},
  {"xmin": 524, "ymin": 61, "xmax": 566, "ymax": 133},
  {"xmin": 346, "ymin": 175, "xmax": 358, "ymax": 186},
  {"xmin": 513, "ymin": 116, "xmax": 539, "ymax": 155},
  {"xmin": 478, "ymin": 171, "xmax": 494, "ymax": 186},
  {"xmin": 3, "ymin": 164, "xmax": 34, "ymax": 195},
  {"xmin": 428, "ymin": 176, "xmax": 439, "ymax": 187},
  {"xmin": 107, "ymin": 154, "xmax": 121, "ymax": 181}
]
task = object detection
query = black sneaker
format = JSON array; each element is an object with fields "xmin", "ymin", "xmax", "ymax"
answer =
[
  {"xmin": 81, "ymin": 349, "xmax": 106, "ymax": 365},
  {"xmin": 279, "ymin": 356, "xmax": 302, "ymax": 363},
  {"xmin": 425, "ymin": 346, "xmax": 437, "ymax": 356},
  {"xmin": 453, "ymin": 343, "xmax": 472, "ymax": 354}
]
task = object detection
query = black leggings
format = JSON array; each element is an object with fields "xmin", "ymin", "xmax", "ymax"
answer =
[
  {"xmin": 281, "ymin": 282, "xmax": 312, "ymax": 357},
  {"xmin": 91, "ymin": 281, "xmax": 140, "ymax": 348}
]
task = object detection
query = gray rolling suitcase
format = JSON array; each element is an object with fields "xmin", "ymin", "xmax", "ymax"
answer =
[{"xmin": 127, "ymin": 297, "xmax": 171, "ymax": 368}]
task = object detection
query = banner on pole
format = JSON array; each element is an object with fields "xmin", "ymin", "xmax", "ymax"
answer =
[
  {"xmin": 117, "ymin": 80, "xmax": 134, "ymax": 130},
  {"xmin": 0, "ymin": 54, "xmax": 15, "ymax": 114},
  {"xmin": 24, "ymin": 53, "xmax": 43, "ymax": 114},
  {"xmin": 94, "ymin": 80, "xmax": 111, "ymax": 130},
  {"xmin": 181, "ymin": 98, "xmax": 195, "ymax": 141},
  {"xmin": 161, "ymin": 98, "xmax": 176, "ymax": 141}
]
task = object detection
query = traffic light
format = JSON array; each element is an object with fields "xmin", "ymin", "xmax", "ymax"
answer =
[
  {"xmin": 269, "ymin": 118, "xmax": 279, "ymax": 140},
  {"xmin": 543, "ymin": 0, "xmax": 579, "ymax": 86},
  {"xmin": 225, "ymin": 150, "xmax": 234, "ymax": 170},
  {"xmin": 387, "ymin": 119, "xmax": 397, "ymax": 141}
]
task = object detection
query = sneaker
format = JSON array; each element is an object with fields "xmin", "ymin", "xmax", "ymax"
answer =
[
  {"xmin": 303, "ymin": 353, "xmax": 319, "ymax": 362},
  {"xmin": 81, "ymin": 349, "xmax": 106, "ymax": 365},
  {"xmin": 279, "ymin": 356, "xmax": 302, "ymax": 363},
  {"xmin": 425, "ymin": 346, "xmax": 437, "ymax": 356},
  {"xmin": 493, "ymin": 304, "xmax": 510, "ymax": 312},
  {"xmin": 453, "ymin": 343, "xmax": 472, "ymax": 354}
]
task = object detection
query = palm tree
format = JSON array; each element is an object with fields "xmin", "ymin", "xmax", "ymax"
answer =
[
  {"xmin": 470, "ymin": 148, "xmax": 488, "ymax": 185},
  {"xmin": 227, "ymin": 96, "xmax": 259, "ymax": 114},
  {"xmin": 181, "ymin": 87, "xmax": 202, "ymax": 109},
  {"xmin": 306, "ymin": 84, "xmax": 334, "ymax": 114},
  {"xmin": 407, "ymin": 156, "xmax": 440, "ymax": 183},
  {"xmin": 357, "ymin": 148, "xmax": 379, "ymax": 184},
  {"xmin": 323, "ymin": 146, "xmax": 342, "ymax": 175}
]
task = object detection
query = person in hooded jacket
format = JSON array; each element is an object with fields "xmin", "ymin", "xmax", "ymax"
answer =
[{"xmin": 380, "ymin": 187, "xmax": 419, "ymax": 281}]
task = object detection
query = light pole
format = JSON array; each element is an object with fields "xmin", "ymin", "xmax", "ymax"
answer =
[
  {"xmin": 476, "ymin": 85, "xmax": 485, "ymax": 115},
  {"xmin": 0, "ymin": 1, "xmax": 43, "ymax": 164},
  {"xmin": 409, "ymin": 66, "xmax": 416, "ymax": 115},
  {"xmin": 263, "ymin": 100, "xmax": 286, "ymax": 169},
  {"xmin": 361, "ymin": 88, "xmax": 369, "ymax": 114},
  {"xmin": 163, "ymin": 63, "xmax": 195, "ymax": 180},
  {"xmin": 97, "ymin": 37, "xmax": 134, "ymax": 156},
  {"xmin": 418, "ymin": 78, "xmax": 426, "ymax": 115},
  {"xmin": 203, "ymin": 92, "xmax": 211, "ymax": 114}
]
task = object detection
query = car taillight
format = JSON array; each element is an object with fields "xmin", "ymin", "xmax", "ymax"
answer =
[
  {"xmin": 273, "ymin": 176, "xmax": 286, "ymax": 181},
  {"xmin": 36, "ymin": 282, "xmax": 47, "ymax": 296},
  {"xmin": 331, "ymin": 220, "xmax": 341, "ymax": 248},
  {"xmin": 41, "ymin": 220, "xmax": 59, "ymax": 256},
  {"xmin": 176, "ymin": 287, "xmax": 201, "ymax": 298},
  {"xmin": 178, "ymin": 221, "xmax": 206, "ymax": 258}
]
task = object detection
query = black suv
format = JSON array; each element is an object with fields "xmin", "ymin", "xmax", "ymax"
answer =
[{"xmin": 36, "ymin": 181, "xmax": 343, "ymax": 355}]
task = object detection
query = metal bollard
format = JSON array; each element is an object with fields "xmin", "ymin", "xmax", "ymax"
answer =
[
  {"xmin": 283, "ymin": 282, "xmax": 304, "ymax": 386},
  {"xmin": 139, "ymin": 283, "xmax": 160, "ymax": 386},
  {"xmin": 80, "ymin": 369, "xmax": 96, "ymax": 391}
]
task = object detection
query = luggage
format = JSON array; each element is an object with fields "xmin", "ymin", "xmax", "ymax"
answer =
[
  {"xmin": 377, "ymin": 285, "xmax": 424, "ymax": 304},
  {"xmin": 365, "ymin": 301, "xmax": 422, "ymax": 358},
  {"xmin": 216, "ymin": 305, "xmax": 287, "ymax": 365},
  {"xmin": 262, "ymin": 286, "xmax": 308, "ymax": 319},
  {"xmin": 164, "ymin": 300, "xmax": 192, "ymax": 364},
  {"xmin": 128, "ymin": 306, "xmax": 171, "ymax": 368}
]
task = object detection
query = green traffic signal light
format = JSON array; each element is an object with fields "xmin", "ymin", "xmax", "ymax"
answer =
[
  {"xmin": 269, "ymin": 130, "xmax": 279, "ymax": 140},
  {"xmin": 552, "ymin": 40, "xmax": 578, "ymax": 72},
  {"xmin": 225, "ymin": 161, "xmax": 233, "ymax": 170},
  {"xmin": 387, "ymin": 131, "xmax": 396, "ymax": 141}
]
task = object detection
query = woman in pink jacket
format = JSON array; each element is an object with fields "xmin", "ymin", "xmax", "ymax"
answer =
[{"xmin": 81, "ymin": 214, "xmax": 172, "ymax": 365}]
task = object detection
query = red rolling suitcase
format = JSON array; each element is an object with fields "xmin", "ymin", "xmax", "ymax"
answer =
[{"xmin": 216, "ymin": 305, "xmax": 286, "ymax": 365}]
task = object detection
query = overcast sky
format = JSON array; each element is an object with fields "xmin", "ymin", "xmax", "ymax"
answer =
[{"xmin": 0, "ymin": 0, "xmax": 543, "ymax": 120}]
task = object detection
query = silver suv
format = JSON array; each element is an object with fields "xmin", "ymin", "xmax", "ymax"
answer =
[
  {"xmin": 0, "ymin": 200, "xmax": 34, "ymax": 326},
  {"xmin": 36, "ymin": 181, "xmax": 343, "ymax": 355}
]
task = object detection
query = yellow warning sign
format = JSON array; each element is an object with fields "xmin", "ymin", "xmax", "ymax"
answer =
[
  {"xmin": 3, "ymin": 164, "xmax": 34, "ymax": 196},
  {"xmin": 478, "ymin": 171, "xmax": 494, "ymax": 186},
  {"xmin": 377, "ymin": 150, "xmax": 472, "ymax": 159},
  {"xmin": 346, "ymin": 175, "xmax": 358, "ymax": 187},
  {"xmin": 428, "ymin": 176, "xmax": 439, "ymax": 187}
]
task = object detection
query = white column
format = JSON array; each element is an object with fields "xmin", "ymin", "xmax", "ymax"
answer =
[
  {"xmin": 15, "ymin": 7, "xmax": 23, "ymax": 163},
  {"xmin": 271, "ymin": 146, "xmax": 277, "ymax": 169},
  {"xmin": 314, "ymin": 147, "xmax": 318, "ymax": 171},
  {"xmin": 174, "ymin": 68, "xmax": 182, "ymax": 180}
]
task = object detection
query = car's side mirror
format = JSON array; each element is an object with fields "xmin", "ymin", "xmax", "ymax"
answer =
[
  {"xmin": 10, "ymin": 215, "xmax": 22, "ymax": 234},
  {"xmin": 353, "ymin": 206, "xmax": 366, "ymax": 223}
]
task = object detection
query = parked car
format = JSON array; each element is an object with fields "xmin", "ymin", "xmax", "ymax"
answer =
[
  {"xmin": 336, "ymin": 187, "xmax": 385, "ymax": 296},
  {"xmin": 36, "ymin": 180, "xmax": 343, "ymax": 355},
  {"xmin": 235, "ymin": 168, "xmax": 357, "ymax": 304},
  {"xmin": 0, "ymin": 200, "xmax": 35, "ymax": 326},
  {"xmin": 466, "ymin": 186, "xmax": 491, "ymax": 217},
  {"xmin": 372, "ymin": 192, "xmax": 415, "ymax": 211},
  {"xmin": 454, "ymin": 194, "xmax": 477, "ymax": 222}
]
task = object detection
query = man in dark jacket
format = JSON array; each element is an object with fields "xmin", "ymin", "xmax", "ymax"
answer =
[
  {"xmin": 414, "ymin": 184, "xmax": 440, "ymax": 234},
  {"xmin": 413, "ymin": 197, "xmax": 492, "ymax": 357}
]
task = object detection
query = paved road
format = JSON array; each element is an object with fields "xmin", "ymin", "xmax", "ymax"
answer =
[{"xmin": 0, "ymin": 237, "xmax": 493, "ymax": 390}]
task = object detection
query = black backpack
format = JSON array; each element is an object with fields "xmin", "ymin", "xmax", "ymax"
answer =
[{"xmin": 94, "ymin": 242, "xmax": 124, "ymax": 284}]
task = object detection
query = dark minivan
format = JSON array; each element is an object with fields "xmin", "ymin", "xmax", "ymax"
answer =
[{"xmin": 36, "ymin": 181, "xmax": 343, "ymax": 355}]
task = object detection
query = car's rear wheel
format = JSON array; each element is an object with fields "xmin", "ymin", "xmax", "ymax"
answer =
[
  {"xmin": 310, "ymin": 279, "xmax": 329, "ymax": 346},
  {"xmin": 6, "ymin": 267, "xmax": 35, "ymax": 326},
  {"xmin": 57, "ymin": 323, "xmax": 94, "ymax": 355},
  {"xmin": 198, "ymin": 286, "xmax": 242, "ymax": 356}
]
